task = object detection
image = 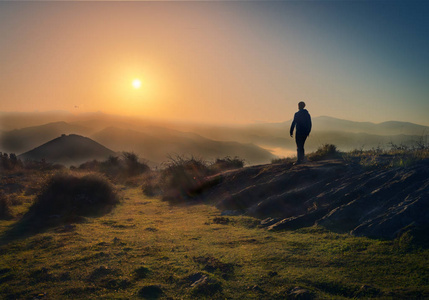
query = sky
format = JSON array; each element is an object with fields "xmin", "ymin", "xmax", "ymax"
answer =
[{"xmin": 1, "ymin": 1, "xmax": 428, "ymax": 125}]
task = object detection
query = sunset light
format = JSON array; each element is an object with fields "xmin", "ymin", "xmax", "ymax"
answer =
[
  {"xmin": 0, "ymin": 2, "xmax": 429, "ymax": 298},
  {"xmin": 132, "ymin": 79, "xmax": 142, "ymax": 89},
  {"xmin": 0, "ymin": 1, "xmax": 428, "ymax": 125}
]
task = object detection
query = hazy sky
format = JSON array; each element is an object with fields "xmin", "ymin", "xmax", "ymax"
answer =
[{"xmin": 1, "ymin": 1, "xmax": 428, "ymax": 125}]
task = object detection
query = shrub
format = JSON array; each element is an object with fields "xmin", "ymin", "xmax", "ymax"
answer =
[
  {"xmin": 27, "ymin": 173, "xmax": 119, "ymax": 225},
  {"xmin": 209, "ymin": 156, "xmax": 245, "ymax": 173},
  {"xmin": 85, "ymin": 153, "xmax": 151, "ymax": 180},
  {"xmin": 23, "ymin": 159, "xmax": 65, "ymax": 171},
  {"xmin": 160, "ymin": 155, "xmax": 209, "ymax": 202},
  {"xmin": 308, "ymin": 144, "xmax": 341, "ymax": 161},
  {"xmin": 271, "ymin": 157, "xmax": 295, "ymax": 164},
  {"xmin": 0, "ymin": 193, "xmax": 13, "ymax": 220},
  {"xmin": 78, "ymin": 160, "xmax": 101, "ymax": 171},
  {"xmin": 0, "ymin": 152, "xmax": 22, "ymax": 171},
  {"xmin": 121, "ymin": 152, "xmax": 150, "ymax": 176},
  {"xmin": 141, "ymin": 172, "xmax": 162, "ymax": 197}
]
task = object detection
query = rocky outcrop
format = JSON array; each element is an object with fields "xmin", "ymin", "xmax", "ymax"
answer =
[{"xmin": 197, "ymin": 159, "xmax": 429, "ymax": 240}]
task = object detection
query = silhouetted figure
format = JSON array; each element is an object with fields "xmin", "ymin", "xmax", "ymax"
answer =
[{"xmin": 290, "ymin": 101, "xmax": 312, "ymax": 164}]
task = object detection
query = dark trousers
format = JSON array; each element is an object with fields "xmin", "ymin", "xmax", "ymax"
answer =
[{"xmin": 295, "ymin": 135, "xmax": 308, "ymax": 162}]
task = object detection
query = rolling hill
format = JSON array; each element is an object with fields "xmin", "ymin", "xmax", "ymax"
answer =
[
  {"xmin": 19, "ymin": 134, "xmax": 116, "ymax": 166},
  {"xmin": 1, "ymin": 112, "xmax": 428, "ymax": 164},
  {"xmin": 0, "ymin": 121, "xmax": 91, "ymax": 154},
  {"xmin": 91, "ymin": 126, "xmax": 276, "ymax": 165}
]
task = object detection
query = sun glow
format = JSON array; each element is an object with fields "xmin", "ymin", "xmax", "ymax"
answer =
[{"xmin": 132, "ymin": 79, "xmax": 142, "ymax": 89}]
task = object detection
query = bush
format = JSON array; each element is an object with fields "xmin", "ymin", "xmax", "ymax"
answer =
[
  {"xmin": 121, "ymin": 152, "xmax": 150, "ymax": 176},
  {"xmin": 78, "ymin": 160, "xmax": 101, "ymax": 172},
  {"xmin": 271, "ymin": 157, "xmax": 295, "ymax": 164},
  {"xmin": 28, "ymin": 173, "xmax": 119, "ymax": 225},
  {"xmin": 79, "ymin": 153, "xmax": 150, "ymax": 180},
  {"xmin": 160, "ymin": 156, "xmax": 209, "ymax": 202},
  {"xmin": 141, "ymin": 172, "xmax": 162, "ymax": 197},
  {"xmin": 209, "ymin": 156, "xmax": 245, "ymax": 173},
  {"xmin": 23, "ymin": 159, "xmax": 65, "ymax": 171},
  {"xmin": 308, "ymin": 144, "xmax": 341, "ymax": 161},
  {"xmin": 0, "ymin": 152, "xmax": 22, "ymax": 171},
  {"xmin": 0, "ymin": 193, "xmax": 13, "ymax": 220}
]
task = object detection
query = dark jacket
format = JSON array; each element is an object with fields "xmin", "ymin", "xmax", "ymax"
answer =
[{"xmin": 290, "ymin": 109, "xmax": 312, "ymax": 136}]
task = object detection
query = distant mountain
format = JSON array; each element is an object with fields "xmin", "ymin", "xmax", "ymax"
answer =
[
  {"xmin": 19, "ymin": 134, "xmax": 116, "ymax": 166},
  {"xmin": 312, "ymin": 116, "xmax": 429, "ymax": 136},
  {"xmin": 174, "ymin": 116, "xmax": 429, "ymax": 153},
  {"xmin": 0, "ymin": 111, "xmax": 74, "ymax": 131},
  {"xmin": 0, "ymin": 121, "xmax": 91, "ymax": 154},
  {"xmin": 2, "ymin": 113, "xmax": 428, "ymax": 163},
  {"xmin": 91, "ymin": 127, "xmax": 276, "ymax": 165},
  {"xmin": 181, "ymin": 116, "xmax": 429, "ymax": 138}
]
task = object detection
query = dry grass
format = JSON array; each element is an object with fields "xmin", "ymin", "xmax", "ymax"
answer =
[{"xmin": 0, "ymin": 183, "xmax": 428, "ymax": 299}]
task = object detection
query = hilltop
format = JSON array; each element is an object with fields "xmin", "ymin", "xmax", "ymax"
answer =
[
  {"xmin": 19, "ymin": 134, "xmax": 116, "ymax": 166},
  {"xmin": 195, "ymin": 158, "xmax": 429, "ymax": 241}
]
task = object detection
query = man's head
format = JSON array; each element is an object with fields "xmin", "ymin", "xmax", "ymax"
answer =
[{"xmin": 298, "ymin": 101, "xmax": 306, "ymax": 110}]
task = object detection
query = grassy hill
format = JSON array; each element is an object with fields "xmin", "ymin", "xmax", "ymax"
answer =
[
  {"xmin": 1, "ymin": 185, "xmax": 428, "ymax": 299},
  {"xmin": 1, "ymin": 149, "xmax": 429, "ymax": 299}
]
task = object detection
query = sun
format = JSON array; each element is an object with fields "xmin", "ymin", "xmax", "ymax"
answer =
[{"xmin": 132, "ymin": 79, "xmax": 142, "ymax": 89}]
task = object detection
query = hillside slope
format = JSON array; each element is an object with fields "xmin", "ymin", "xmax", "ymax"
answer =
[
  {"xmin": 196, "ymin": 159, "xmax": 429, "ymax": 240},
  {"xmin": 19, "ymin": 134, "xmax": 116, "ymax": 166},
  {"xmin": 1, "ymin": 186, "xmax": 428, "ymax": 299}
]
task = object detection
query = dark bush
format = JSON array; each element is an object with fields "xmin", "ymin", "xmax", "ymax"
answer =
[
  {"xmin": 80, "ymin": 153, "xmax": 150, "ymax": 180},
  {"xmin": 28, "ymin": 173, "xmax": 119, "ymax": 225},
  {"xmin": 122, "ymin": 152, "xmax": 150, "ymax": 176},
  {"xmin": 161, "ymin": 156, "xmax": 209, "ymax": 202},
  {"xmin": 308, "ymin": 144, "xmax": 341, "ymax": 161},
  {"xmin": 78, "ymin": 160, "xmax": 101, "ymax": 171},
  {"xmin": 209, "ymin": 156, "xmax": 245, "ymax": 173},
  {"xmin": 141, "ymin": 172, "xmax": 162, "ymax": 197},
  {"xmin": 23, "ymin": 159, "xmax": 65, "ymax": 171},
  {"xmin": 0, "ymin": 152, "xmax": 22, "ymax": 171},
  {"xmin": 0, "ymin": 193, "xmax": 13, "ymax": 220}
]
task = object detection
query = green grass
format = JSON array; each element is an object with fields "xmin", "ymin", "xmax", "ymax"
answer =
[{"xmin": 1, "ymin": 184, "xmax": 428, "ymax": 299}]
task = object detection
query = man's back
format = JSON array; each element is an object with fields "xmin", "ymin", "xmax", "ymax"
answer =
[{"xmin": 290, "ymin": 109, "xmax": 312, "ymax": 137}]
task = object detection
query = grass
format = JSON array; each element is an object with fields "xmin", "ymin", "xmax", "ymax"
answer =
[
  {"xmin": 1, "ymin": 147, "xmax": 428, "ymax": 298},
  {"xmin": 1, "ymin": 180, "xmax": 428, "ymax": 299},
  {"xmin": 343, "ymin": 145, "xmax": 429, "ymax": 169},
  {"xmin": 273, "ymin": 142, "xmax": 429, "ymax": 168},
  {"xmin": 307, "ymin": 144, "xmax": 342, "ymax": 161}
]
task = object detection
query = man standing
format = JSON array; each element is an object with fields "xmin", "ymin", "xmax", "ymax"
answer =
[{"xmin": 290, "ymin": 101, "xmax": 312, "ymax": 164}]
